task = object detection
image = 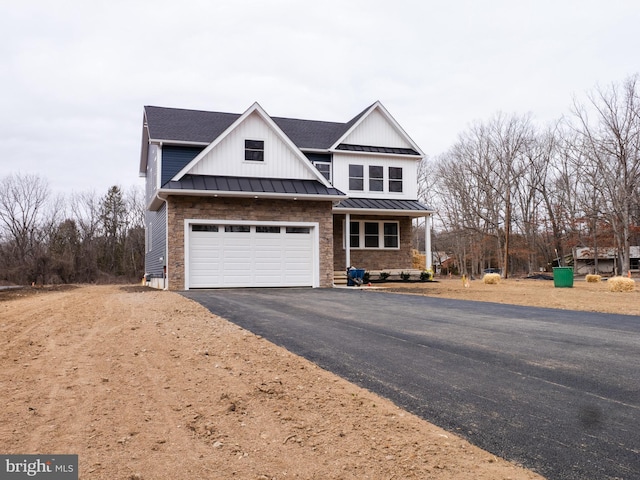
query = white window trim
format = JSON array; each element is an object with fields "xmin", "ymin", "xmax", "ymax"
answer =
[
  {"xmin": 347, "ymin": 164, "xmax": 404, "ymax": 194},
  {"xmin": 313, "ymin": 161, "xmax": 332, "ymax": 183},
  {"xmin": 343, "ymin": 220, "xmax": 400, "ymax": 250},
  {"xmin": 147, "ymin": 221, "xmax": 152, "ymax": 252},
  {"xmin": 244, "ymin": 138, "xmax": 266, "ymax": 163},
  {"xmin": 348, "ymin": 164, "xmax": 364, "ymax": 191},
  {"xmin": 388, "ymin": 166, "xmax": 403, "ymax": 193}
]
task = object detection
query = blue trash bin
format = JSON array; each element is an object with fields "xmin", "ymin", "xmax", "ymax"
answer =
[{"xmin": 347, "ymin": 269, "xmax": 365, "ymax": 286}]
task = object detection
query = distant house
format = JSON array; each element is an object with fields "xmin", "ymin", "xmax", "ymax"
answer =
[
  {"xmin": 573, "ymin": 246, "xmax": 640, "ymax": 275},
  {"xmin": 139, "ymin": 102, "xmax": 435, "ymax": 289},
  {"xmin": 431, "ymin": 251, "xmax": 452, "ymax": 274}
]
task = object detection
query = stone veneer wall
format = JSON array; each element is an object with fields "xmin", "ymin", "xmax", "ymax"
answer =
[
  {"xmin": 333, "ymin": 215, "xmax": 413, "ymax": 271},
  {"xmin": 166, "ymin": 196, "xmax": 334, "ymax": 290}
]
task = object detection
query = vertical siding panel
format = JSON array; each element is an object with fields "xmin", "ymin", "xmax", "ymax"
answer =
[
  {"xmin": 343, "ymin": 110, "xmax": 411, "ymax": 148},
  {"xmin": 162, "ymin": 146, "xmax": 205, "ymax": 185},
  {"xmin": 332, "ymin": 153, "xmax": 418, "ymax": 199},
  {"xmin": 145, "ymin": 202, "xmax": 167, "ymax": 277}
]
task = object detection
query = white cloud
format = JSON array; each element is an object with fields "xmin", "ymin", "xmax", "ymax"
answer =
[{"xmin": 1, "ymin": 0, "xmax": 639, "ymax": 194}]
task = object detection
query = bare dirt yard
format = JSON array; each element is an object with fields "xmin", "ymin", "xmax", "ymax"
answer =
[{"xmin": 1, "ymin": 278, "xmax": 636, "ymax": 479}]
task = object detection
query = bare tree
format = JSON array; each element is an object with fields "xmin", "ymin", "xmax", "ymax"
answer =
[
  {"xmin": 0, "ymin": 173, "xmax": 50, "ymax": 283},
  {"xmin": 434, "ymin": 113, "xmax": 535, "ymax": 277},
  {"xmin": 571, "ymin": 75, "xmax": 640, "ymax": 275}
]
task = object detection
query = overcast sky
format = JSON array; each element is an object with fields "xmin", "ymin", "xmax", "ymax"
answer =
[{"xmin": 1, "ymin": 0, "xmax": 639, "ymax": 196}]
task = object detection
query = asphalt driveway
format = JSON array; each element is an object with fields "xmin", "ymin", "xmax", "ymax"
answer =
[{"xmin": 182, "ymin": 288, "xmax": 640, "ymax": 480}]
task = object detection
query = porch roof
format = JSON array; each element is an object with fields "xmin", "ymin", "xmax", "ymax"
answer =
[{"xmin": 333, "ymin": 198, "xmax": 435, "ymax": 216}]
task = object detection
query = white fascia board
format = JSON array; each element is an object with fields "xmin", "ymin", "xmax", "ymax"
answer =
[
  {"xmin": 333, "ymin": 207, "xmax": 435, "ymax": 217},
  {"xmin": 139, "ymin": 111, "xmax": 150, "ymax": 175},
  {"xmin": 330, "ymin": 101, "xmax": 425, "ymax": 157},
  {"xmin": 299, "ymin": 148, "xmax": 331, "ymax": 154},
  {"xmin": 149, "ymin": 139, "xmax": 209, "ymax": 147}
]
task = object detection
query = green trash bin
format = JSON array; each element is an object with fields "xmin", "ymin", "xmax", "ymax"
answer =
[{"xmin": 553, "ymin": 267, "xmax": 574, "ymax": 288}]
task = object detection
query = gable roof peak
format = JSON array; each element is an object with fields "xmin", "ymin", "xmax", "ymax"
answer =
[
  {"xmin": 330, "ymin": 101, "xmax": 424, "ymax": 156},
  {"xmin": 170, "ymin": 101, "xmax": 333, "ymax": 188}
]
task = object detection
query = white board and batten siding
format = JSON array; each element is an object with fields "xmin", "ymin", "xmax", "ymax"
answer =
[
  {"xmin": 331, "ymin": 154, "xmax": 419, "ymax": 199},
  {"xmin": 186, "ymin": 112, "xmax": 317, "ymax": 181},
  {"xmin": 341, "ymin": 108, "xmax": 413, "ymax": 148},
  {"xmin": 185, "ymin": 220, "xmax": 319, "ymax": 289}
]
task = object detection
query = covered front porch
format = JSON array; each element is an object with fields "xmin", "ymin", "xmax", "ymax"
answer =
[{"xmin": 332, "ymin": 198, "xmax": 435, "ymax": 275}]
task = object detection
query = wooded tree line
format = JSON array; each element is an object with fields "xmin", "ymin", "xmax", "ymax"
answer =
[
  {"xmin": 0, "ymin": 176, "xmax": 145, "ymax": 285},
  {"xmin": 420, "ymin": 75, "xmax": 640, "ymax": 277},
  {"xmin": 4, "ymin": 75, "xmax": 638, "ymax": 285}
]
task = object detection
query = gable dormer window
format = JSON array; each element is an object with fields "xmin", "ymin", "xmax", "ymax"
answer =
[{"xmin": 245, "ymin": 139, "xmax": 264, "ymax": 162}]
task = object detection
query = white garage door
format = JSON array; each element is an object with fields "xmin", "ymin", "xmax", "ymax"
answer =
[{"xmin": 188, "ymin": 223, "xmax": 315, "ymax": 288}]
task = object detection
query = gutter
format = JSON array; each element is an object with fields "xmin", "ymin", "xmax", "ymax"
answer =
[{"xmin": 154, "ymin": 188, "xmax": 345, "ymax": 203}]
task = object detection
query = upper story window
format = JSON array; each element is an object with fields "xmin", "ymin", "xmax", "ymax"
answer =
[
  {"xmin": 245, "ymin": 139, "xmax": 264, "ymax": 162},
  {"xmin": 369, "ymin": 166, "xmax": 383, "ymax": 191},
  {"xmin": 389, "ymin": 167, "xmax": 403, "ymax": 192},
  {"xmin": 313, "ymin": 161, "xmax": 332, "ymax": 182},
  {"xmin": 349, "ymin": 164, "xmax": 364, "ymax": 190},
  {"xmin": 348, "ymin": 164, "xmax": 404, "ymax": 193},
  {"xmin": 305, "ymin": 153, "xmax": 333, "ymax": 183}
]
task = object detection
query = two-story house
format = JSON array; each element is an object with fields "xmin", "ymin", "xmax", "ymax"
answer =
[{"xmin": 139, "ymin": 101, "xmax": 434, "ymax": 289}]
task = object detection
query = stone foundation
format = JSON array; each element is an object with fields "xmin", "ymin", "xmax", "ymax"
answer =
[{"xmin": 165, "ymin": 196, "xmax": 334, "ymax": 290}]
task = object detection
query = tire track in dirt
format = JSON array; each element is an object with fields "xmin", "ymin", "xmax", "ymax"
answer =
[{"xmin": 1, "ymin": 285, "xmax": 545, "ymax": 480}]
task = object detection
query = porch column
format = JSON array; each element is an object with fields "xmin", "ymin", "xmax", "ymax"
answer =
[
  {"xmin": 345, "ymin": 213, "xmax": 351, "ymax": 268},
  {"xmin": 425, "ymin": 214, "xmax": 432, "ymax": 271}
]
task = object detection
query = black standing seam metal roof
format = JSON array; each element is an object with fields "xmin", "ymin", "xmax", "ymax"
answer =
[
  {"xmin": 144, "ymin": 103, "xmax": 378, "ymax": 151},
  {"xmin": 334, "ymin": 198, "xmax": 434, "ymax": 212},
  {"xmin": 336, "ymin": 144, "xmax": 420, "ymax": 156},
  {"xmin": 164, "ymin": 175, "xmax": 346, "ymax": 197}
]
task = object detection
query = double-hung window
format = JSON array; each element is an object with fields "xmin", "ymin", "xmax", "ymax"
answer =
[
  {"xmin": 389, "ymin": 167, "xmax": 403, "ymax": 192},
  {"xmin": 369, "ymin": 166, "xmax": 384, "ymax": 191},
  {"xmin": 349, "ymin": 164, "xmax": 364, "ymax": 190},
  {"xmin": 364, "ymin": 222, "xmax": 379, "ymax": 247},
  {"xmin": 313, "ymin": 161, "xmax": 332, "ymax": 182},
  {"xmin": 245, "ymin": 140, "xmax": 264, "ymax": 162},
  {"xmin": 348, "ymin": 220, "xmax": 399, "ymax": 249},
  {"xmin": 383, "ymin": 222, "xmax": 399, "ymax": 247}
]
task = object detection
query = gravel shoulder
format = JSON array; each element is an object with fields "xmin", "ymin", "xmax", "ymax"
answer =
[{"xmin": 0, "ymin": 283, "xmax": 551, "ymax": 479}]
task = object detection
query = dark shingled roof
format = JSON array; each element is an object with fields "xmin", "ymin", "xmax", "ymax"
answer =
[
  {"xmin": 334, "ymin": 198, "xmax": 434, "ymax": 213},
  {"xmin": 164, "ymin": 175, "xmax": 346, "ymax": 197},
  {"xmin": 144, "ymin": 103, "xmax": 376, "ymax": 150},
  {"xmin": 272, "ymin": 117, "xmax": 346, "ymax": 149},
  {"xmin": 145, "ymin": 106, "xmax": 240, "ymax": 143}
]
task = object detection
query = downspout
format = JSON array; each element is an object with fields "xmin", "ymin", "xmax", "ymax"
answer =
[{"xmin": 156, "ymin": 192, "xmax": 169, "ymax": 290}]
